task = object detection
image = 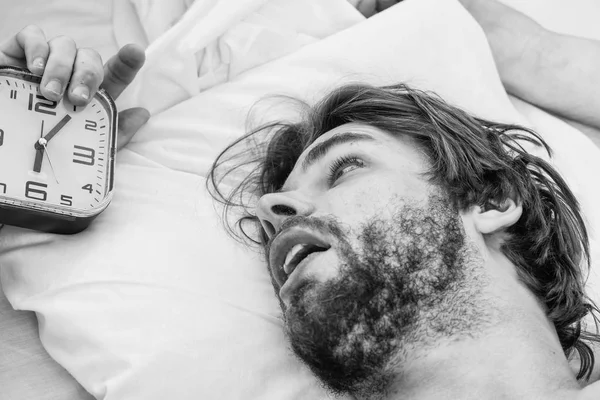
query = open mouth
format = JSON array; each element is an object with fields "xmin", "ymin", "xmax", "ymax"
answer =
[
  {"xmin": 283, "ymin": 243, "xmax": 329, "ymax": 276},
  {"xmin": 269, "ymin": 227, "xmax": 332, "ymax": 287}
]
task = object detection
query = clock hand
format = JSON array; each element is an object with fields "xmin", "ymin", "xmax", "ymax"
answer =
[
  {"xmin": 42, "ymin": 114, "xmax": 72, "ymax": 143},
  {"xmin": 39, "ymin": 139, "xmax": 59, "ymax": 184},
  {"xmin": 33, "ymin": 120, "xmax": 45, "ymax": 173},
  {"xmin": 33, "ymin": 116, "xmax": 71, "ymax": 173},
  {"xmin": 33, "ymin": 147, "xmax": 44, "ymax": 173}
]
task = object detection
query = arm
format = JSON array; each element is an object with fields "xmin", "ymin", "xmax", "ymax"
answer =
[{"xmin": 459, "ymin": 0, "xmax": 600, "ymax": 132}]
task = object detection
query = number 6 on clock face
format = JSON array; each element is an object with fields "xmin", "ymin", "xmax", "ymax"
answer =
[{"xmin": 0, "ymin": 66, "xmax": 118, "ymax": 234}]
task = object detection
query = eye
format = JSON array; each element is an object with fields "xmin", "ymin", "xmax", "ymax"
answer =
[{"xmin": 327, "ymin": 155, "xmax": 366, "ymax": 186}]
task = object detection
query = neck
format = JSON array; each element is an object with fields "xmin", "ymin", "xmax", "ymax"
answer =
[
  {"xmin": 383, "ymin": 327, "xmax": 579, "ymax": 400},
  {"xmin": 369, "ymin": 257, "xmax": 582, "ymax": 400}
]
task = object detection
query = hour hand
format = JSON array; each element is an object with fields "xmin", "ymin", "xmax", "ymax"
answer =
[
  {"xmin": 33, "ymin": 146, "xmax": 44, "ymax": 173},
  {"xmin": 33, "ymin": 120, "xmax": 45, "ymax": 173}
]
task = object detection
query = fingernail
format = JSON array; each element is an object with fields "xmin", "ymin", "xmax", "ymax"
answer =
[
  {"xmin": 32, "ymin": 58, "xmax": 45, "ymax": 71},
  {"xmin": 72, "ymin": 85, "xmax": 90, "ymax": 100},
  {"xmin": 45, "ymin": 80, "xmax": 62, "ymax": 96}
]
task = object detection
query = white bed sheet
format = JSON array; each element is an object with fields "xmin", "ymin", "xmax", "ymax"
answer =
[{"xmin": 1, "ymin": 1, "xmax": 600, "ymax": 399}]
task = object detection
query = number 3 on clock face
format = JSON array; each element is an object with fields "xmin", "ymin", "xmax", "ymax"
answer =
[{"xmin": 0, "ymin": 66, "xmax": 118, "ymax": 234}]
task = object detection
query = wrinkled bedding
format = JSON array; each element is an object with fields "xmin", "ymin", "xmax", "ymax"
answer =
[{"xmin": 1, "ymin": 1, "xmax": 600, "ymax": 399}]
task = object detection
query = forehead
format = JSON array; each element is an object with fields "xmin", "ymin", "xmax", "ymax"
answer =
[{"xmin": 313, "ymin": 122, "xmax": 397, "ymax": 147}]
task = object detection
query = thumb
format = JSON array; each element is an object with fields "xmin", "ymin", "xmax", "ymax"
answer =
[
  {"xmin": 354, "ymin": 0, "xmax": 377, "ymax": 17},
  {"xmin": 376, "ymin": 0, "xmax": 399, "ymax": 12},
  {"xmin": 116, "ymin": 107, "xmax": 151, "ymax": 150}
]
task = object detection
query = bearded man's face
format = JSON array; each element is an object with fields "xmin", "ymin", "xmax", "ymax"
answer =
[{"xmin": 258, "ymin": 123, "xmax": 490, "ymax": 397}]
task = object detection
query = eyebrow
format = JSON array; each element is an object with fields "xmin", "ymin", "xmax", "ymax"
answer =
[{"xmin": 300, "ymin": 132, "xmax": 375, "ymax": 172}]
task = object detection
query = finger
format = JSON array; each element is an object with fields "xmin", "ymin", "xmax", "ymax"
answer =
[
  {"xmin": 0, "ymin": 25, "xmax": 49, "ymax": 74},
  {"xmin": 376, "ymin": 0, "xmax": 399, "ymax": 12},
  {"xmin": 116, "ymin": 107, "xmax": 151, "ymax": 150},
  {"xmin": 355, "ymin": 0, "xmax": 377, "ymax": 18},
  {"xmin": 66, "ymin": 48, "xmax": 104, "ymax": 106},
  {"xmin": 102, "ymin": 44, "xmax": 145, "ymax": 100},
  {"xmin": 40, "ymin": 35, "xmax": 77, "ymax": 102}
]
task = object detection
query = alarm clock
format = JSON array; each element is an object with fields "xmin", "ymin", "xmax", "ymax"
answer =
[{"xmin": 0, "ymin": 66, "xmax": 118, "ymax": 234}]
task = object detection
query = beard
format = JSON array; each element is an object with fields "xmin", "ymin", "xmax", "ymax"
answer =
[{"xmin": 280, "ymin": 194, "xmax": 490, "ymax": 399}]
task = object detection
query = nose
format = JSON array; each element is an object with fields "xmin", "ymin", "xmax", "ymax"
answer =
[{"xmin": 256, "ymin": 192, "xmax": 316, "ymax": 239}]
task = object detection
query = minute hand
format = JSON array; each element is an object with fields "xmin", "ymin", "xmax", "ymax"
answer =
[{"xmin": 42, "ymin": 115, "xmax": 72, "ymax": 143}]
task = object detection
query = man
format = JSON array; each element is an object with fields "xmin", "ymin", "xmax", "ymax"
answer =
[
  {"xmin": 3, "ymin": 1, "xmax": 600, "ymax": 399},
  {"xmin": 207, "ymin": 1, "xmax": 600, "ymax": 399},
  {"xmin": 232, "ymin": 84, "xmax": 598, "ymax": 399},
  {"xmin": 212, "ymin": 84, "xmax": 600, "ymax": 399}
]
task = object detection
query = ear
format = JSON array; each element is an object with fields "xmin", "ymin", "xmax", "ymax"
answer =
[{"xmin": 472, "ymin": 198, "xmax": 523, "ymax": 235}]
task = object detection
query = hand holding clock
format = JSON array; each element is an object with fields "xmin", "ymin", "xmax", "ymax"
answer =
[
  {"xmin": 0, "ymin": 26, "xmax": 151, "ymax": 233},
  {"xmin": 0, "ymin": 25, "xmax": 150, "ymax": 149}
]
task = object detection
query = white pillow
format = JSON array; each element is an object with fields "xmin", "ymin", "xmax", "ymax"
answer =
[{"xmin": 2, "ymin": 0, "xmax": 599, "ymax": 399}]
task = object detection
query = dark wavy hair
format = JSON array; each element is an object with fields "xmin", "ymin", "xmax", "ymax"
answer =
[{"xmin": 207, "ymin": 83, "xmax": 600, "ymax": 380}]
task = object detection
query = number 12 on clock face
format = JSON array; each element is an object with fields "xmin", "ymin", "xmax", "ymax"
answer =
[{"xmin": 0, "ymin": 66, "xmax": 117, "ymax": 234}]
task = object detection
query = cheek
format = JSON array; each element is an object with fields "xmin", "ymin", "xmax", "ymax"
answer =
[{"xmin": 325, "ymin": 182, "xmax": 398, "ymax": 229}]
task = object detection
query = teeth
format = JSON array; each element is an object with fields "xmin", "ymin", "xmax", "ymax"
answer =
[{"xmin": 283, "ymin": 244, "xmax": 306, "ymax": 275}]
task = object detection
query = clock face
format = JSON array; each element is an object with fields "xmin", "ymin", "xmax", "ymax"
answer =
[{"xmin": 0, "ymin": 68, "xmax": 116, "ymax": 216}]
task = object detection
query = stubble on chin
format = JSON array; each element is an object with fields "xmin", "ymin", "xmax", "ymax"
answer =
[{"xmin": 282, "ymin": 194, "xmax": 492, "ymax": 398}]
